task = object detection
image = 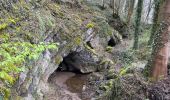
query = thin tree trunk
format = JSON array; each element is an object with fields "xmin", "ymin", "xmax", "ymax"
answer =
[
  {"xmin": 133, "ymin": 0, "xmax": 143, "ymax": 49},
  {"xmin": 112, "ymin": 0, "xmax": 115, "ymax": 15},
  {"xmin": 102, "ymin": 0, "xmax": 105, "ymax": 8},
  {"xmin": 126, "ymin": 0, "xmax": 135, "ymax": 25},
  {"xmin": 110, "ymin": 0, "xmax": 112, "ymax": 7},
  {"xmin": 116, "ymin": 0, "xmax": 121, "ymax": 15},
  {"xmin": 145, "ymin": 0, "xmax": 152, "ymax": 23},
  {"xmin": 124, "ymin": 0, "xmax": 129, "ymax": 14},
  {"xmin": 148, "ymin": 0, "xmax": 170, "ymax": 81}
]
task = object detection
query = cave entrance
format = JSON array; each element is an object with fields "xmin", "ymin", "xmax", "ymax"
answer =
[
  {"xmin": 48, "ymin": 52, "xmax": 82, "ymax": 82},
  {"xmin": 108, "ymin": 37, "xmax": 116, "ymax": 47},
  {"xmin": 48, "ymin": 51, "xmax": 83, "ymax": 83},
  {"xmin": 48, "ymin": 52, "xmax": 90, "ymax": 98},
  {"xmin": 57, "ymin": 52, "xmax": 82, "ymax": 74}
]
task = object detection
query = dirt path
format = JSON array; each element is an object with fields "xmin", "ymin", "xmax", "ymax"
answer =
[{"xmin": 50, "ymin": 72, "xmax": 76, "ymax": 88}]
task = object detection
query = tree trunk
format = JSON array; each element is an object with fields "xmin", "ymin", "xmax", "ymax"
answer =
[
  {"xmin": 112, "ymin": 0, "xmax": 115, "ymax": 15},
  {"xmin": 148, "ymin": 0, "xmax": 170, "ymax": 81},
  {"xmin": 148, "ymin": 0, "xmax": 162, "ymax": 45},
  {"xmin": 133, "ymin": 0, "xmax": 143, "ymax": 49},
  {"xmin": 126, "ymin": 0, "xmax": 135, "ymax": 25}
]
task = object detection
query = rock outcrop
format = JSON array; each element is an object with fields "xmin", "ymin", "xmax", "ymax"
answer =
[{"xmin": 0, "ymin": 0, "xmax": 124, "ymax": 99}]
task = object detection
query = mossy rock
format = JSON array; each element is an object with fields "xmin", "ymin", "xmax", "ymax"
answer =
[
  {"xmin": 55, "ymin": 55, "xmax": 63, "ymax": 65},
  {"xmin": 107, "ymin": 69, "xmax": 118, "ymax": 79}
]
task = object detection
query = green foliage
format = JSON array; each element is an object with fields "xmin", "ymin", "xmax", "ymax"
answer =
[
  {"xmin": 0, "ymin": 18, "xmax": 18, "ymax": 31},
  {"xmin": 137, "ymin": 29, "xmax": 152, "ymax": 60},
  {"xmin": 119, "ymin": 50, "xmax": 134, "ymax": 65},
  {"xmin": 0, "ymin": 34, "xmax": 10, "ymax": 42},
  {"xmin": 139, "ymin": 29, "xmax": 150, "ymax": 44},
  {"xmin": 0, "ymin": 23, "xmax": 8, "ymax": 30},
  {"xmin": 0, "ymin": 42, "xmax": 58, "ymax": 99}
]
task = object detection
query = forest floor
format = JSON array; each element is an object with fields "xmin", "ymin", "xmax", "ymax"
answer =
[
  {"xmin": 148, "ymin": 77, "xmax": 170, "ymax": 100},
  {"xmin": 47, "ymin": 71, "xmax": 105, "ymax": 100}
]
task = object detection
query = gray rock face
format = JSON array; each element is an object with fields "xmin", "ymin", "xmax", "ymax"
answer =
[
  {"xmin": 15, "ymin": 50, "xmax": 57, "ymax": 99},
  {"xmin": 13, "ymin": 30, "xmax": 100, "ymax": 100}
]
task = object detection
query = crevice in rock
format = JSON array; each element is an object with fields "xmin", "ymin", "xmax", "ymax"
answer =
[
  {"xmin": 108, "ymin": 37, "xmax": 116, "ymax": 47},
  {"xmin": 86, "ymin": 41, "xmax": 94, "ymax": 49}
]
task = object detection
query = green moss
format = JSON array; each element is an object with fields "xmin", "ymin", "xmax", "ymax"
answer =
[
  {"xmin": 99, "ymin": 80, "xmax": 114, "ymax": 92},
  {"xmin": 55, "ymin": 55, "xmax": 63, "ymax": 64},
  {"xmin": 84, "ymin": 43, "xmax": 97, "ymax": 55},
  {"xmin": 106, "ymin": 80, "xmax": 114, "ymax": 88},
  {"xmin": 86, "ymin": 22, "xmax": 95, "ymax": 28},
  {"xmin": 58, "ymin": 12, "xmax": 64, "ymax": 17},
  {"xmin": 74, "ymin": 36, "xmax": 82, "ymax": 45},
  {"xmin": 107, "ymin": 29, "xmax": 113, "ymax": 36},
  {"xmin": 47, "ymin": 3, "xmax": 64, "ymax": 17},
  {"xmin": 106, "ymin": 46, "xmax": 113, "ymax": 52},
  {"xmin": 100, "ymin": 58, "xmax": 114, "ymax": 65},
  {"xmin": 0, "ymin": 87, "xmax": 10, "ymax": 100},
  {"xmin": 0, "ymin": 18, "xmax": 18, "ymax": 31},
  {"xmin": 8, "ymin": 18, "xmax": 18, "ymax": 24}
]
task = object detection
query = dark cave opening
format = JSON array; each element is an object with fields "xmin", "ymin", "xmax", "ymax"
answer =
[
  {"xmin": 168, "ymin": 63, "xmax": 170, "ymax": 75},
  {"xmin": 108, "ymin": 38, "xmax": 116, "ymax": 47},
  {"xmin": 48, "ymin": 52, "xmax": 83, "ymax": 82},
  {"xmin": 47, "ymin": 52, "xmax": 91, "ymax": 97},
  {"xmin": 57, "ymin": 52, "xmax": 82, "ymax": 74}
]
